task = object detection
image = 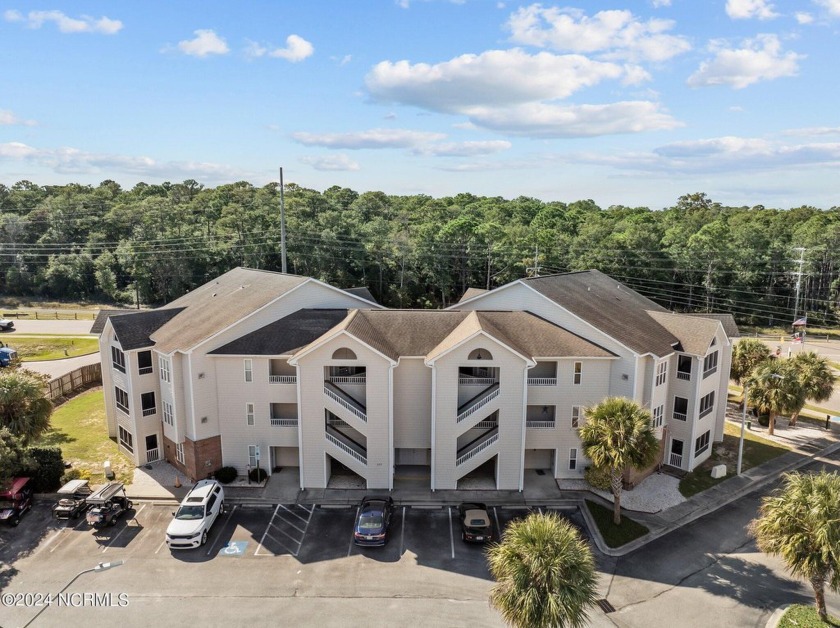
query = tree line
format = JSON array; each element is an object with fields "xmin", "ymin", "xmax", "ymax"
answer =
[{"xmin": 1, "ymin": 179, "xmax": 839, "ymax": 326}]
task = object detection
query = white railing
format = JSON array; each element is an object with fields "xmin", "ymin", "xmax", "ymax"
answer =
[
  {"xmin": 328, "ymin": 376, "xmax": 366, "ymax": 384},
  {"xmin": 139, "ymin": 366, "xmax": 153, "ymax": 375},
  {"xmin": 269, "ymin": 375, "xmax": 297, "ymax": 384},
  {"xmin": 526, "ymin": 421, "xmax": 556, "ymax": 429},
  {"xmin": 457, "ymin": 433, "xmax": 499, "ymax": 466},
  {"xmin": 669, "ymin": 452, "xmax": 683, "ymax": 467},
  {"xmin": 324, "ymin": 386, "xmax": 367, "ymax": 422},
  {"xmin": 458, "ymin": 377, "xmax": 497, "ymax": 385},
  {"xmin": 146, "ymin": 448, "xmax": 160, "ymax": 462},
  {"xmin": 270, "ymin": 418, "xmax": 298, "ymax": 427},
  {"xmin": 676, "ymin": 371, "xmax": 691, "ymax": 381},
  {"xmin": 473, "ymin": 420, "xmax": 498, "ymax": 429},
  {"xmin": 528, "ymin": 377, "xmax": 557, "ymax": 386},
  {"xmin": 457, "ymin": 388, "xmax": 500, "ymax": 423},
  {"xmin": 142, "ymin": 407, "xmax": 156, "ymax": 417},
  {"xmin": 326, "ymin": 431, "xmax": 367, "ymax": 465},
  {"xmin": 673, "ymin": 412, "xmax": 687, "ymax": 421}
]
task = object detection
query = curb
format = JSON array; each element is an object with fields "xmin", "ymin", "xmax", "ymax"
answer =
[{"xmin": 764, "ymin": 604, "xmax": 789, "ymax": 628}]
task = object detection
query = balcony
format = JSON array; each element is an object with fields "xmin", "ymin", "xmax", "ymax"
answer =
[
  {"xmin": 528, "ymin": 377, "xmax": 557, "ymax": 386},
  {"xmin": 526, "ymin": 420, "xmax": 555, "ymax": 429},
  {"xmin": 673, "ymin": 412, "xmax": 687, "ymax": 421},
  {"xmin": 269, "ymin": 375, "xmax": 297, "ymax": 384},
  {"xmin": 269, "ymin": 359, "xmax": 297, "ymax": 384},
  {"xmin": 142, "ymin": 407, "xmax": 156, "ymax": 417},
  {"xmin": 457, "ymin": 384, "xmax": 500, "ymax": 423},
  {"xmin": 270, "ymin": 417, "xmax": 298, "ymax": 427},
  {"xmin": 676, "ymin": 371, "xmax": 691, "ymax": 381}
]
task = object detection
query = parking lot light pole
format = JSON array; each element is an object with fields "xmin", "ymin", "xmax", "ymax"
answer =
[{"xmin": 24, "ymin": 560, "xmax": 124, "ymax": 627}]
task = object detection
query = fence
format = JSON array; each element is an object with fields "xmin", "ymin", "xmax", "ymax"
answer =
[
  {"xmin": 2, "ymin": 310, "xmax": 98, "ymax": 320},
  {"xmin": 47, "ymin": 363, "xmax": 102, "ymax": 401}
]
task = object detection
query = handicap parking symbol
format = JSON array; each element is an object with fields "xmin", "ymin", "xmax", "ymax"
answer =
[{"xmin": 219, "ymin": 541, "xmax": 248, "ymax": 557}]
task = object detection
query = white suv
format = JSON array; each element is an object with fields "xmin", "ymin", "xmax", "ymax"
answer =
[{"xmin": 165, "ymin": 479, "xmax": 224, "ymax": 549}]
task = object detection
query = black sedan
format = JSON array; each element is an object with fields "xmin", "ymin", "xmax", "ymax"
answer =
[
  {"xmin": 459, "ymin": 502, "xmax": 493, "ymax": 543},
  {"xmin": 353, "ymin": 496, "xmax": 394, "ymax": 546}
]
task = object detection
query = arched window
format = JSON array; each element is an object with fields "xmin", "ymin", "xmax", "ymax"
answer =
[
  {"xmin": 332, "ymin": 347, "xmax": 357, "ymax": 360},
  {"xmin": 468, "ymin": 348, "xmax": 492, "ymax": 360}
]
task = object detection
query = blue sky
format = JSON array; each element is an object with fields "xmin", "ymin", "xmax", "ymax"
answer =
[{"xmin": 1, "ymin": 0, "xmax": 839, "ymax": 209}]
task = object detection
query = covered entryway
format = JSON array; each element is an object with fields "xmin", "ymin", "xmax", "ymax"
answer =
[
  {"xmin": 456, "ymin": 456, "xmax": 497, "ymax": 490},
  {"xmin": 524, "ymin": 448, "xmax": 555, "ymax": 472},
  {"xmin": 326, "ymin": 454, "xmax": 366, "ymax": 489},
  {"xmin": 271, "ymin": 446, "xmax": 299, "ymax": 471}
]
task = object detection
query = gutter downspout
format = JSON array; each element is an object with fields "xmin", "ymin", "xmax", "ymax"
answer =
[
  {"xmin": 388, "ymin": 363, "xmax": 395, "ymax": 491},
  {"xmin": 295, "ymin": 363, "xmax": 305, "ymax": 490},
  {"xmin": 430, "ymin": 363, "xmax": 436, "ymax": 492}
]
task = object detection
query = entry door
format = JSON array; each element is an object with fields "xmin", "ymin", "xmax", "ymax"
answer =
[
  {"xmin": 145, "ymin": 434, "xmax": 160, "ymax": 462},
  {"xmin": 669, "ymin": 439, "xmax": 684, "ymax": 468}
]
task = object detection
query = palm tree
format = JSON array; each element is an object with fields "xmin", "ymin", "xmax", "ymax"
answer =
[
  {"xmin": 0, "ymin": 369, "xmax": 52, "ymax": 444},
  {"xmin": 745, "ymin": 360, "xmax": 803, "ymax": 436},
  {"xmin": 787, "ymin": 351, "xmax": 836, "ymax": 427},
  {"xmin": 579, "ymin": 397, "xmax": 659, "ymax": 525},
  {"xmin": 751, "ymin": 471, "xmax": 840, "ymax": 622},
  {"xmin": 487, "ymin": 511, "xmax": 598, "ymax": 628},
  {"xmin": 730, "ymin": 338, "xmax": 772, "ymax": 405}
]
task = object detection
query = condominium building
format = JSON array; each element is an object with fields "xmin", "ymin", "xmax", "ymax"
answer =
[{"xmin": 93, "ymin": 267, "xmax": 736, "ymax": 490}]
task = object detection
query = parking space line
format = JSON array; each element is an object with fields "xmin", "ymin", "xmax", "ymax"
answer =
[
  {"xmin": 45, "ymin": 516, "xmax": 89, "ymax": 554},
  {"xmin": 254, "ymin": 504, "xmax": 281, "ymax": 557},
  {"xmin": 205, "ymin": 504, "xmax": 238, "ymax": 556},
  {"xmin": 102, "ymin": 504, "xmax": 146, "ymax": 553},
  {"xmin": 448, "ymin": 507, "xmax": 455, "ymax": 559},
  {"xmin": 260, "ymin": 531, "xmax": 298, "ymax": 556},
  {"xmin": 271, "ymin": 515, "xmax": 307, "ymax": 535},
  {"xmin": 399, "ymin": 506, "xmax": 405, "ymax": 556},
  {"xmin": 278, "ymin": 503, "xmax": 310, "ymax": 524},
  {"xmin": 347, "ymin": 506, "xmax": 360, "ymax": 557}
]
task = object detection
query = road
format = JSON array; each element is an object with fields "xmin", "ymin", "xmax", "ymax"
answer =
[{"xmin": 1, "ymin": 319, "xmax": 101, "ymax": 379}]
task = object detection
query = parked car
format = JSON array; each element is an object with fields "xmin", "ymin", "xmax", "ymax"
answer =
[
  {"xmin": 353, "ymin": 496, "xmax": 394, "ymax": 547},
  {"xmin": 165, "ymin": 479, "xmax": 225, "ymax": 549},
  {"xmin": 53, "ymin": 479, "xmax": 92, "ymax": 520},
  {"xmin": 458, "ymin": 502, "xmax": 493, "ymax": 543},
  {"xmin": 0, "ymin": 477, "xmax": 33, "ymax": 526},
  {"xmin": 0, "ymin": 319, "xmax": 14, "ymax": 331},
  {"xmin": 85, "ymin": 482, "xmax": 132, "ymax": 528},
  {"xmin": 0, "ymin": 345, "xmax": 17, "ymax": 367}
]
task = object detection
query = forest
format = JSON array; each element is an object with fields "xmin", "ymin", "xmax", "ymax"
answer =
[{"xmin": 0, "ymin": 179, "xmax": 838, "ymax": 328}]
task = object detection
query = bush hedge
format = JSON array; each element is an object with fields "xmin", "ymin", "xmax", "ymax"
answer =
[
  {"xmin": 248, "ymin": 467, "xmax": 268, "ymax": 483},
  {"xmin": 23, "ymin": 446, "xmax": 65, "ymax": 492},
  {"xmin": 214, "ymin": 466, "xmax": 238, "ymax": 484}
]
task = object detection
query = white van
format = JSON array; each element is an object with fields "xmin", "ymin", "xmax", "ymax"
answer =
[{"xmin": 165, "ymin": 479, "xmax": 224, "ymax": 549}]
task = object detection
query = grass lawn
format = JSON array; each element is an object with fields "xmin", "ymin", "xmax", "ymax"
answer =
[
  {"xmin": 10, "ymin": 335, "xmax": 99, "ymax": 361},
  {"xmin": 779, "ymin": 604, "xmax": 840, "ymax": 627},
  {"xmin": 585, "ymin": 499, "xmax": 649, "ymax": 548},
  {"xmin": 679, "ymin": 422, "xmax": 790, "ymax": 497},
  {"xmin": 37, "ymin": 388, "xmax": 134, "ymax": 485}
]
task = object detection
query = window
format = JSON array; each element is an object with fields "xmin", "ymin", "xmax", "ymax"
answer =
[
  {"xmin": 651, "ymin": 404, "xmax": 664, "ymax": 429},
  {"xmin": 655, "ymin": 361, "xmax": 667, "ymax": 386},
  {"xmin": 141, "ymin": 392, "xmax": 156, "ymax": 416},
  {"xmin": 703, "ymin": 351, "xmax": 719, "ymax": 378},
  {"xmin": 468, "ymin": 348, "xmax": 492, "ymax": 360},
  {"xmin": 244, "ymin": 359, "xmax": 253, "ymax": 383},
  {"xmin": 118, "ymin": 425, "xmax": 133, "ymax": 453},
  {"xmin": 332, "ymin": 348, "xmax": 357, "ymax": 360},
  {"xmin": 695, "ymin": 430, "xmax": 710, "ymax": 456},
  {"xmin": 571, "ymin": 406, "xmax": 581, "ymax": 429},
  {"xmin": 246, "ymin": 402, "xmax": 255, "ymax": 426},
  {"xmin": 138, "ymin": 350, "xmax": 153, "ymax": 375},
  {"xmin": 569, "ymin": 448, "xmax": 577, "ymax": 470},
  {"xmin": 111, "ymin": 346, "xmax": 126, "ymax": 373},
  {"xmin": 115, "ymin": 387, "xmax": 129, "ymax": 414},
  {"xmin": 248, "ymin": 445, "xmax": 258, "ymax": 468},
  {"xmin": 175, "ymin": 442, "xmax": 185, "ymax": 464},
  {"xmin": 573, "ymin": 362, "xmax": 582, "ymax": 385},
  {"xmin": 159, "ymin": 356, "xmax": 171, "ymax": 383},
  {"xmin": 673, "ymin": 396, "xmax": 688, "ymax": 421},
  {"xmin": 163, "ymin": 400, "xmax": 174, "ymax": 426},
  {"xmin": 677, "ymin": 355, "xmax": 692, "ymax": 380},
  {"xmin": 699, "ymin": 391, "xmax": 715, "ymax": 418}
]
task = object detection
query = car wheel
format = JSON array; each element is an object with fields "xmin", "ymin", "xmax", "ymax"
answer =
[
  {"xmin": 73, "ymin": 510, "xmax": 80, "ymax": 519},
  {"xmin": 127, "ymin": 501, "xmax": 133, "ymax": 510},
  {"xmin": 11, "ymin": 516, "xmax": 20, "ymax": 527},
  {"xmin": 109, "ymin": 517, "xmax": 117, "ymax": 526},
  {"xmin": 201, "ymin": 529, "xmax": 208, "ymax": 546}
]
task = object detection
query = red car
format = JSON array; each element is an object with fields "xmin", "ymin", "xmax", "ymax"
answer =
[{"xmin": 0, "ymin": 477, "xmax": 34, "ymax": 526}]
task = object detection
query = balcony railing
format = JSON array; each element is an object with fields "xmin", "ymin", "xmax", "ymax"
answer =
[
  {"xmin": 473, "ymin": 420, "xmax": 498, "ymax": 430},
  {"xmin": 526, "ymin": 420, "xmax": 556, "ymax": 429},
  {"xmin": 270, "ymin": 418, "xmax": 298, "ymax": 427},
  {"xmin": 142, "ymin": 407, "xmax": 156, "ymax": 417},
  {"xmin": 139, "ymin": 366, "xmax": 153, "ymax": 375},
  {"xmin": 456, "ymin": 432, "xmax": 499, "ymax": 466},
  {"xmin": 528, "ymin": 377, "xmax": 557, "ymax": 386},
  {"xmin": 673, "ymin": 412, "xmax": 687, "ymax": 421},
  {"xmin": 669, "ymin": 452, "xmax": 683, "ymax": 467},
  {"xmin": 328, "ymin": 375, "xmax": 366, "ymax": 384},
  {"xmin": 457, "ymin": 385, "xmax": 500, "ymax": 423},
  {"xmin": 458, "ymin": 376, "xmax": 497, "ymax": 386},
  {"xmin": 326, "ymin": 431, "xmax": 367, "ymax": 465},
  {"xmin": 324, "ymin": 384, "xmax": 367, "ymax": 422},
  {"xmin": 146, "ymin": 447, "xmax": 160, "ymax": 462},
  {"xmin": 269, "ymin": 375, "xmax": 297, "ymax": 384},
  {"xmin": 676, "ymin": 371, "xmax": 691, "ymax": 381}
]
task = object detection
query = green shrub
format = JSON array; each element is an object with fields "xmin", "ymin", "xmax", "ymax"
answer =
[
  {"xmin": 60, "ymin": 468, "xmax": 81, "ymax": 485},
  {"xmin": 214, "ymin": 466, "xmax": 238, "ymax": 484},
  {"xmin": 248, "ymin": 467, "xmax": 268, "ymax": 483},
  {"xmin": 758, "ymin": 413, "xmax": 770, "ymax": 427},
  {"xmin": 584, "ymin": 465, "xmax": 611, "ymax": 491},
  {"xmin": 23, "ymin": 446, "xmax": 64, "ymax": 492}
]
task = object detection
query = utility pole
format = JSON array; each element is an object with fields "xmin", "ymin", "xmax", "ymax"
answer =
[
  {"xmin": 279, "ymin": 167, "xmax": 287, "ymax": 274},
  {"xmin": 526, "ymin": 244, "xmax": 540, "ymax": 278},
  {"xmin": 792, "ymin": 246, "xmax": 806, "ymax": 323}
]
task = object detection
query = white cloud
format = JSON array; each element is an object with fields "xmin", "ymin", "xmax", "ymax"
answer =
[
  {"xmin": 506, "ymin": 6, "xmax": 691, "ymax": 62},
  {"xmin": 300, "ymin": 154, "xmax": 360, "ymax": 171},
  {"xmin": 795, "ymin": 12, "xmax": 814, "ymax": 23},
  {"xmin": 782, "ymin": 126, "xmax": 840, "ymax": 137},
  {"xmin": 4, "ymin": 9, "xmax": 122, "ymax": 34},
  {"xmin": 0, "ymin": 109, "xmax": 36, "ymax": 126},
  {"xmin": 177, "ymin": 30, "xmax": 229, "ymax": 57},
  {"xmin": 366, "ymin": 49, "xmax": 627, "ymax": 113},
  {"xmin": 412, "ymin": 140, "xmax": 512, "ymax": 156},
  {"xmin": 247, "ymin": 34, "xmax": 314, "ymax": 62},
  {"xmin": 291, "ymin": 128, "xmax": 446, "ymax": 149},
  {"xmin": 0, "ymin": 142, "xmax": 248, "ymax": 179},
  {"xmin": 725, "ymin": 0, "xmax": 779, "ymax": 20},
  {"xmin": 815, "ymin": 0, "xmax": 840, "ymax": 17},
  {"xmin": 687, "ymin": 34, "xmax": 803, "ymax": 89},
  {"xmin": 651, "ymin": 0, "xmax": 672, "ymax": 7}
]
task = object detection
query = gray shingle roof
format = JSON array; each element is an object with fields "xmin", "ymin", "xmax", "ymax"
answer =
[
  {"xmin": 458, "ymin": 287, "xmax": 488, "ymax": 303},
  {"xmin": 90, "ymin": 309, "xmax": 133, "ymax": 335},
  {"xmin": 344, "ymin": 287, "xmax": 378, "ymax": 304},
  {"xmin": 646, "ymin": 311, "xmax": 721, "ymax": 356},
  {"xmin": 209, "ymin": 309, "xmax": 350, "ymax": 355},
  {"xmin": 109, "ymin": 308, "xmax": 185, "ymax": 351},
  {"xmin": 684, "ymin": 312, "xmax": 740, "ymax": 338},
  {"xmin": 522, "ymin": 270, "xmax": 679, "ymax": 356}
]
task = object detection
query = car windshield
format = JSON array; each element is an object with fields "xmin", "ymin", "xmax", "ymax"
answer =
[
  {"xmin": 0, "ymin": 498, "xmax": 14, "ymax": 509},
  {"xmin": 358, "ymin": 511, "xmax": 383, "ymax": 530},
  {"xmin": 175, "ymin": 505, "xmax": 205, "ymax": 520}
]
